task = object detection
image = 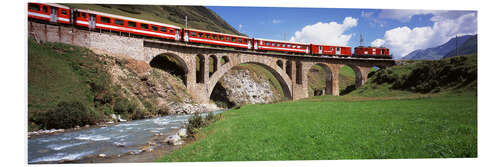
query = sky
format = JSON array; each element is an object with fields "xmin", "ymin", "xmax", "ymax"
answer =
[{"xmin": 207, "ymin": 6, "xmax": 477, "ymax": 58}]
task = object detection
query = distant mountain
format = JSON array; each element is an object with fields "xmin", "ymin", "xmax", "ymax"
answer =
[
  {"xmin": 401, "ymin": 35, "xmax": 473, "ymax": 60},
  {"xmin": 443, "ymin": 35, "xmax": 477, "ymax": 59}
]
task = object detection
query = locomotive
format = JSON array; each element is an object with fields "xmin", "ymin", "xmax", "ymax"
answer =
[{"xmin": 28, "ymin": 2, "xmax": 392, "ymax": 59}]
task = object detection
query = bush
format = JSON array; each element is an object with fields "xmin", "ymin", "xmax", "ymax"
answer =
[
  {"xmin": 186, "ymin": 112, "xmax": 222, "ymax": 137},
  {"xmin": 114, "ymin": 97, "xmax": 136, "ymax": 115},
  {"xmin": 34, "ymin": 101, "xmax": 98, "ymax": 129}
]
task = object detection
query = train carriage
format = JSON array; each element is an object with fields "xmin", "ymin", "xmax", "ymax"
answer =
[
  {"xmin": 353, "ymin": 46, "xmax": 392, "ymax": 59},
  {"xmin": 254, "ymin": 38, "xmax": 309, "ymax": 54},
  {"xmin": 311, "ymin": 44, "xmax": 351, "ymax": 57},
  {"xmin": 28, "ymin": 3, "xmax": 71, "ymax": 24},
  {"xmin": 73, "ymin": 9, "xmax": 182, "ymax": 41},
  {"xmin": 184, "ymin": 28, "xmax": 252, "ymax": 49}
]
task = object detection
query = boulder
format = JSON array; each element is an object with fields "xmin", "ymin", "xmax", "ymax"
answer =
[
  {"xmin": 164, "ymin": 134, "xmax": 182, "ymax": 145},
  {"xmin": 177, "ymin": 128, "xmax": 187, "ymax": 138}
]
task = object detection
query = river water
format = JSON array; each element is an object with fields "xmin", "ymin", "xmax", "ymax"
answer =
[{"xmin": 28, "ymin": 111, "xmax": 222, "ymax": 164}]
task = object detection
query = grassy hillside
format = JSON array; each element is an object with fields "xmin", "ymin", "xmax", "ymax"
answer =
[
  {"xmin": 351, "ymin": 54, "xmax": 477, "ymax": 97},
  {"xmin": 63, "ymin": 4, "xmax": 243, "ymax": 35}
]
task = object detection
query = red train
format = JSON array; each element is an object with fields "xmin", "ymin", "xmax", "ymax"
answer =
[{"xmin": 27, "ymin": 2, "xmax": 392, "ymax": 59}]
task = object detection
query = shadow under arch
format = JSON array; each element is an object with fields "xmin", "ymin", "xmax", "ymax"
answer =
[
  {"xmin": 306, "ymin": 63, "xmax": 333, "ymax": 96},
  {"xmin": 342, "ymin": 64, "xmax": 363, "ymax": 88},
  {"xmin": 149, "ymin": 52, "xmax": 189, "ymax": 86},
  {"xmin": 207, "ymin": 61, "xmax": 293, "ymax": 101}
]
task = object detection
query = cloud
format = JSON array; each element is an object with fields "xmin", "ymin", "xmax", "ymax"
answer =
[
  {"xmin": 361, "ymin": 11, "xmax": 374, "ymax": 18},
  {"xmin": 272, "ymin": 19, "xmax": 282, "ymax": 24},
  {"xmin": 371, "ymin": 39, "xmax": 386, "ymax": 47},
  {"xmin": 372, "ymin": 11, "xmax": 477, "ymax": 58},
  {"xmin": 289, "ymin": 17, "xmax": 358, "ymax": 46},
  {"xmin": 238, "ymin": 24, "xmax": 243, "ymax": 30}
]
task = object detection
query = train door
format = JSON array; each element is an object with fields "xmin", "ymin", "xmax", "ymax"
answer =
[
  {"xmin": 183, "ymin": 30, "xmax": 189, "ymax": 42},
  {"xmin": 318, "ymin": 46, "xmax": 323, "ymax": 54},
  {"xmin": 175, "ymin": 29, "xmax": 180, "ymax": 41},
  {"xmin": 254, "ymin": 40, "xmax": 259, "ymax": 50},
  {"xmin": 89, "ymin": 14, "xmax": 96, "ymax": 29},
  {"xmin": 50, "ymin": 7, "xmax": 58, "ymax": 23},
  {"xmin": 335, "ymin": 47, "xmax": 341, "ymax": 55},
  {"xmin": 248, "ymin": 39, "xmax": 252, "ymax": 49}
]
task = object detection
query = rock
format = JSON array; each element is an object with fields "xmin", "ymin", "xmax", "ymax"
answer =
[
  {"xmin": 85, "ymin": 124, "xmax": 90, "ymax": 128},
  {"xmin": 177, "ymin": 128, "xmax": 187, "ymax": 138},
  {"xmin": 164, "ymin": 135, "xmax": 182, "ymax": 145},
  {"xmin": 98, "ymin": 154, "xmax": 106, "ymax": 158},
  {"xmin": 141, "ymin": 145, "xmax": 154, "ymax": 152},
  {"xmin": 147, "ymin": 141, "xmax": 157, "ymax": 146}
]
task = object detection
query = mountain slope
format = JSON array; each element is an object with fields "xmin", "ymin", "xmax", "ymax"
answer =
[
  {"xmin": 402, "ymin": 35, "xmax": 473, "ymax": 60},
  {"xmin": 62, "ymin": 4, "xmax": 243, "ymax": 35},
  {"xmin": 443, "ymin": 35, "xmax": 477, "ymax": 59}
]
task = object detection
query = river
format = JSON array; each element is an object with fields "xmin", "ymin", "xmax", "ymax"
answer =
[{"xmin": 28, "ymin": 111, "xmax": 222, "ymax": 164}]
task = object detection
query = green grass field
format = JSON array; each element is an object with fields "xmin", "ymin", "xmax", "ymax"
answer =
[{"xmin": 158, "ymin": 92, "xmax": 476, "ymax": 161}]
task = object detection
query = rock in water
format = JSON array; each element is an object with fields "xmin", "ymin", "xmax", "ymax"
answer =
[
  {"xmin": 164, "ymin": 134, "xmax": 182, "ymax": 145},
  {"xmin": 177, "ymin": 128, "xmax": 187, "ymax": 137}
]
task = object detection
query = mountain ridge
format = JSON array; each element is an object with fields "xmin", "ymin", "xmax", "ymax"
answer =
[{"xmin": 402, "ymin": 35, "xmax": 474, "ymax": 60}]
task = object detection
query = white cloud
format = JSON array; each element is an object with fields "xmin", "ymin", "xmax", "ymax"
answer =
[
  {"xmin": 371, "ymin": 39, "xmax": 386, "ymax": 47},
  {"xmin": 272, "ymin": 19, "xmax": 282, "ymax": 24},
  {"xmin": 373, "ymin": 11, "xmax": 477, "ymax": 58},
  {"xmin": 238, "ymin": 24, "xmax": 243, "ymax": 30},
  {"xmin": 289, "ymin": 17, "xmax": 358, "ymax": 46}
]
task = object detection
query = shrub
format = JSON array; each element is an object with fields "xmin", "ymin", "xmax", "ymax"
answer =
[
  {"xmin": 34, "ymin": 101, "xmax": 98, "ymax": 129},
  {"xmin": 186, "ymin": 112, "xmax": 222, "ymax": 137},
  {"xmin": 113, "ymin": 97, "xmax": 136, "ymax": 115}
]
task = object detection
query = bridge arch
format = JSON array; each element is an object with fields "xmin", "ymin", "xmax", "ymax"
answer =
[
  {"xmin": 304, "ymin": 63, "xmax": 334, "ymax": 96},
  {"xmin": 149, "ymin": 52, "xmax": 189, "ymax": 85},
  {"xmin": 342, "ymin": 64, "xmax": 365, "ymax": 88},
  {"xmin": 206, "ymin": 56, "xmax": 293, "ymax": 101}
]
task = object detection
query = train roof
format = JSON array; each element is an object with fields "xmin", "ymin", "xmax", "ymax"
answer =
[
  {"xmin": 355, "ymin": 46, "xmax": 389, "ymax": 49},
  {"xmin": 254, "ymin": 38, "xmax": 310, "ymax": 45},
  {"xmin": 34, "ymin": 3, "xmax": 70, "ymax": 9},
  {"xmin": 186, "ymin": 28, "xmax": 249, "ymax": 38},
  {"xmin": 75, "ymin": 9, "xmax": 181, "ymax": 29}
]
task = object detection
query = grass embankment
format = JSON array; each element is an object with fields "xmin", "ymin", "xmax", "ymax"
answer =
[
  {"xmin": 158, "ymin": 54, "xmax": 477, "ymax": 161},
  {"xmin": 28, "ymin": 39, "xmax": 147, "ymax": 131}
]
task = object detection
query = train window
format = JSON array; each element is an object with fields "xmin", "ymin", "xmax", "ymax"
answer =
[
  {"xmin": 61, "ymin": 10, "xmax": 67, "ymax": 15},
  {"xmin": 115, "ymin": 19, "xmax": 124, "ymax": 26},
  {"xmin": 81, "ymin": 12, "xmax": 87, "ymax": 18},
  {"xmin": 265, "ymin": 42, "xmax": 269, "ymax": 46},
  {"xmin": 140, "ymin": 23, "xmax": 149, "ymax": 29},
  {"xmin": 198, "ymin": 33, "xmax": 203, "ymax": 38},
  {"xmin": 190, "ymin": 32, "xmax": 196, "ymax": 37},
  {"xmin": 297, "ymin": 45, "xmax": 301, "ymax": 48},
  {"xmin": 160, "ymin": 27, "xmax": 166, "ymax": 32},
  {"xmin": 232, "ymin": 38, "xmax": 236, "ymax": 42},
  {"xmin": 169, "ymin": 29, "xmax": 174, "ymax": 34},
  {"xmin": 43, "ymin": 6, "xmax": 48, "ymax": 13},
  {"xmin": 219, "ymin": 36, "xmax": 224, "ymax": 40},
  {"xmin": 336, "ymin": 48, "xmax": 341, "ymax": 51},
  {"xmin": 29, "ymin": 4, "xmax": 40, "ymax": 11},
  {"xmin": 152, "ymin": 25, "xmax": 158, "ymax": 31},
  {"xmin": 225, "ymin": 37, "xmax": 230, "ymax": 41},
  {"xmin": 100, "ymin": 17, "xmax": 111, "ymax": 23},
  {"xmin": 128, "ymin": 21, "xmax": 136, "ymax": 28},
  {"xmin": 292, "ymin": 45, "xmax": 296, "ymax": 48},
  {"xmin": 287, "ymin": 44, "xmax": 291, "ymax": 48},
  {"xmin": 243, "ymin": 39, "xmax": 247, "ymax": 43},
  {"xmin": 212, "ymin": 34, "xmax": 217, "ymax": 39},
  {"xmin": 238, "ymin": 39, "xmax": 242, "ymax": 43},
  {"xmin": 205, "ymin": 34, "xmax": 210, "ymax": 39},
  {"xmin": 271, "ymin": 42, "xmax": 275, "ymax": 46}
]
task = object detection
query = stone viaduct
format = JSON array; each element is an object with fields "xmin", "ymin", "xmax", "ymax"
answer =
[{"xmin": 29, "ymin": 22, "xmax": 396, "ymax": 104}]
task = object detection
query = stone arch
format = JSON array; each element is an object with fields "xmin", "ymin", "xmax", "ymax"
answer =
[
  {"xmin": 286, "ymin": 60, "xmax": 293, "ymax": 79},
  {"xmin": 221, "ymin": 56, "xmax": 230, "ymax": 65},
  {"xmin": 196, "ymin": 54, "xmax": 205, "ymax": 83},
  {"xmin": 304, "ymin": 63, "xmax": 334, "ymax": 96},
  {"xmin": 149, "ymin": 52, "xmax": 189, "ymax": 85},
  {"xmin": 206, "ymin": 57, "xmax": 293, "ymax": 100},
  {"xmin": 276, "ymin": 60, "xmax": 283, "ymax": 69},
  {"xmin": 342, "ymin": 64, "xmax": 364, "ymax": 88},
  {"xmin": 209, "ymin": 55, "xmax": 218, "ymax": 77}
]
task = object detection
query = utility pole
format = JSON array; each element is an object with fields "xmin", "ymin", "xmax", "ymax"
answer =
[
  {"xmin": 185, "ymin": 16, "xmax": 188, "ymax": 29},
  {"xmin": 359, "ymin": 33, "xmax": 364, "ymax": 46},
  {"xmin": 284, "ymin": 32, "xmax": 286, "ymax": 41}
]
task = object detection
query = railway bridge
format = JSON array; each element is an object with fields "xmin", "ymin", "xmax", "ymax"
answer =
[{"xmin": 29, "ymin": 22, "xmax": 396, "ymax": 104}]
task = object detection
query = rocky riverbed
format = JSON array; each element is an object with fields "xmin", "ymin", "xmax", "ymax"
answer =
[{"xmin": 28, "ymin": 111, "xmax": 222, "ymax": 164}]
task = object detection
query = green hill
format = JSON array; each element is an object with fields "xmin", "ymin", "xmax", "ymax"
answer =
[{"xmin": 62, "ymin": 3, "xmax": 243, "ymax": 35}]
